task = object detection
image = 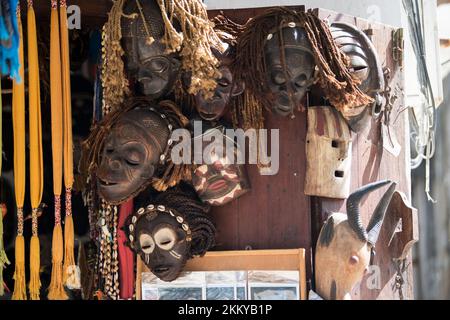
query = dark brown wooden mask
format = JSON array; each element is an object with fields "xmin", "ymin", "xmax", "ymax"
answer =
[
  {"xmin": 330, "ymin": 23, "xmax": 385, "ymax": 132},
  {"xmin": 121, "ymin": 0, "xmax": 181, "ymax": 99},
  {"xmin": 96, "ymin": 108, "xmax": 171, "ymax": 204},
  {"xmin": 125, "ymin": 184, "xmax": 215, "ymax": 282},
  {"xmin": 264, "ymin": 25, "xmax": 315, "ymax": 117},
  {"xmin": 193, "ymin": 47, "xmax": 244, "ymax": 121},
  {"xmin": 132, "ymin": 208, "xmax": 190, "ymax": 282}
]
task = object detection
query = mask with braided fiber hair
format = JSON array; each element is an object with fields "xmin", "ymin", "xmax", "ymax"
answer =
[
  {"xmin": 80, "ymin": 97, "xmax": 191, "ymax": 205},
  {"xmin": 264, "ymin": 24, "xmax": 316, "ymax": 116},
  {"xmin": 235, "ymin": 8, "xmax": 373, "ymax": 128},
  {"xmin": 124, "ymin": 183, "xmax": 215, "ymax": 282},
  {"xmin": 121, "ymin": 0, "xmax": 181, "ymax": 99}
]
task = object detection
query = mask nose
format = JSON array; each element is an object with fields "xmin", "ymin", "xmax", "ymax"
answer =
[
  {"xmin": 108, "ymin": 158, "xmax": 122, "ymax": 171},
  {"xmin": 137, "ymin": 68, "xmax": 153, "ymax": 82},
  {"xmin": 213, "ymin": 89, "xmax": 222, "ymax": 100},
  {"xmin": 151, "ymin": 248, "xmax": 166, "ymax": 264}
]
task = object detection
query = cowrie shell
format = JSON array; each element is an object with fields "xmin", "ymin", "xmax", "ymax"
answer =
[
  {"xmin": 137, "ymin": 207, "xmax": 145, "ymax": 215},
  {"xmin": 157, "ymin": 205, "xmax": 166, "ymax": 212}
]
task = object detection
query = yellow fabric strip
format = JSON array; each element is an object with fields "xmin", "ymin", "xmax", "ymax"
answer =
[
  {"xmin": 60, "ymin": 2, "xmax": 79, "ymax": 289},
  {"xmin": 11, "ymin": 6, "xmax": 27, "ymax": 301},
  {"xmin": 12, "ymin": 8, "xmax": 25, "ymax": 210},
  {"xmin": 27, "ymin": 3, "xmax": 42, "ymax": 300},
  {"xmin": 28, "ymin": 4, "xmax": 43, "ymax": 210},
  {"xmin": 48, "ymin": 2, "xmax": 68, "ymax": 300},
  {"xmin": 60, "ymin": 3, "xmax": 73, "ymax": 188},
  {"xmin": 50, "ymin": 6, "xmax": 63, "ymax": 197}
]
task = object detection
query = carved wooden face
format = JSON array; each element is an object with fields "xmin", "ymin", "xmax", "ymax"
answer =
[
  {"xmin": 121, "ymin": 0, "xmax": 181, "ymax": 99},
  {"xmin": 330, "ymin": 23, "xmax": 385, "ymax": 132},
  {"xmin": 193, "ymin": 50, "xmax": 244, "ymax": 121},
  {"xmin": 122, "ymin": 37, "xmax": 181, "ymax": 99},
  {"xmin": 192, "ymin": 127, "xmax": 250, "ymax": 206},
  {"xmin": 96, "ymin": 109, "xmax": 170, "ymax": 204},
  {"xmin": 315, "ymin": 213, "xmax": 371, "ymax": 300},
  {"xmin": 264, "ymin": 26, "xmax": 315, "ymax": 116},
  {"xmin": 133, "ymin": 211, "xmax": 190, "ymax": 282}
]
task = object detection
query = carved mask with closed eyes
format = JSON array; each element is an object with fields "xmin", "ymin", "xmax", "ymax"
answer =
[
  {"xmin": 131, "ymin": 209, "xmax": 190, "ymax": 282},
  {"xmin": 121, "ymin": 0, "xmax": 181, "ymax": 99},
  {"xmin": 264, "ymin": 25, "xmax": 316, "ymax": 117},
  {"xmin": 96, "ymin": 108, "xmax": 170, "ymax": 204}
]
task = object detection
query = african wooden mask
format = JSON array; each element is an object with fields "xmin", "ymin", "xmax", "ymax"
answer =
[
  {"xmin": 80, "ymin": 98, "xmax": 190, "ymax": 207},
  {"xmin": 96, "ymin": 107, "xmax": 171, "ymax": 204},
  {"xmin": 121, "ymin": 0, "xmax": 181, "ymax": 99},
  {"xmin": 191, "ymin": 124, "xmax": 250, "ymax": 206},
  {"xmin": 194, "ymin": 46, "xmax": 244, "ymax": 121},
  {"xmin": 125, "ymin": 184, "xmax": 215, "ymax": 281},
  {"xmin": 305, "ymin": 106, "xmax": 352, "ymax": 199},
  {"xmin": 264, "ymin": 24, "xmax": 316, "ymax": 117},
  {"xmin": 315, "ymin": 181, "xmax": 396, "ymax": 300},
  {"xmin": 330, "ymin": 23, "xmax": 385, "ymax": 132}
]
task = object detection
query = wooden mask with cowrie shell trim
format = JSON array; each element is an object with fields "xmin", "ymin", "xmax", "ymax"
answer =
[{"xmin": 124, "ymin": 183, "xmax": 216, "ymax": 282}]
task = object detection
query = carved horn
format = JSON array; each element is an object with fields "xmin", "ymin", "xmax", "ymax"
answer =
[
  {"xmin": 346, "ymin": 180, "xmax": 392, "ymax": 242},
  {"xmin": 366, "ymin": 182, "xmax": 397, "ymax": 246}
]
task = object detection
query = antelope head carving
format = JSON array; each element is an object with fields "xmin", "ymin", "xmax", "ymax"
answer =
[{"xmin": 315, "ymin": 180, "xmax": 397, "ymax": 300}]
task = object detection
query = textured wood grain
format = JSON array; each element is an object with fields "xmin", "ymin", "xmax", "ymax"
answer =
[
  {"xmin": 305, "ymin": 106, "xmax": 352, "ymax": 199},
  {"xmin": 314, "ymin": 8, "xmax": 413, "ymax": 300}
]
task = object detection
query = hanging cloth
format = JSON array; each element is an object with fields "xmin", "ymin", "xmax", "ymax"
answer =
[
  {"xmin": 0, "ymin": 76, "xmax": 11, "ymax": 298},
  {"xmin": 118, "ymin": 199, "xmax": 134, "ymax": 300},
  {"xmin": 11, "ymin": 3, "xmax": 26, "ymax": 300},
  {"xmin": 47, "ymin": 0, "xmax": 68, "ymax": 300},
  {"xmin": 27, "ymin": 0, "xmax": 43, "ymax": 300},
  {"xmin": 0, "ymin": 0, "xmax": 20, "ymax": 80},
  {"xmin": 60, "ymin": 0, "xmax": 79, "ymax": 290}
]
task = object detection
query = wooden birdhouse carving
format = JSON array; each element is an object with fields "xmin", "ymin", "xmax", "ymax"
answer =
[{"xmin": 305, "ymin": 106, "xmax": 352, "ymax": 199}]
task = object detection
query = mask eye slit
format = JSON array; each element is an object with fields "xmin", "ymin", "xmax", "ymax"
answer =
[{"xmin": 154, "ymin": 227, "xmax": 177, "ymax": 251}]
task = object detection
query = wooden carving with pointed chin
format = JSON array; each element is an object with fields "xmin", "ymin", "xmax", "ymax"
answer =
[{"xmin": 315, "ymin": 180, "xmax": 397, "ymax": 300}]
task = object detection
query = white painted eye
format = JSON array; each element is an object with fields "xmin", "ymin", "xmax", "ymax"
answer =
[
  {"xmin": 154, "ymin": 227, "xmax": 177, "ymax": 251},
  {"xmin": 139, "ymin": 233, "xmax": 155, "ymax": 254}
]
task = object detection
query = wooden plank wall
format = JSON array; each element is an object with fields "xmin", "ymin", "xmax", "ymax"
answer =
[
  {"xmin": 313, "ymin": 9, "xmax": 413, "ymax": 299},
  {"xmin": 205, "ymin": 7, "xmax": 313, "ymax": 284}
]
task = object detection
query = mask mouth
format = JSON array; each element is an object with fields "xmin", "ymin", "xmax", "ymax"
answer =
[
  {"xmin": 98, "ymin": 177, "xmax": 119, "ymax": 187},
  {"xmin": 273, "ymin": 103, "xmax": 293, "ymax": 116},
  {"xmin": 273, "ymin": 92, "xmax": 294, "ymax": 115},
  {"xmin": 152, "ymin": 266, "xmax": 178, "ymax": 281},
  {"xmin": 199, "ymin": 111, "xmax": 220, "ymax": 121}
]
